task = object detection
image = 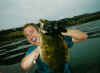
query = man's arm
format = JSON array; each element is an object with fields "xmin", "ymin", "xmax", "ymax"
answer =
[
  {"xmin": 62, "ymin": 29, "xmax": 88, "ymax": 42},
  {"xmin": 21, "ymin": 48, "xmax": 40, "ymax": 70}
]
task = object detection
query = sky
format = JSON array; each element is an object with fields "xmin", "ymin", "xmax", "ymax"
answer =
[{"xmin": 0, "ymin": 0, "xmax": 100, "ymax": 30}]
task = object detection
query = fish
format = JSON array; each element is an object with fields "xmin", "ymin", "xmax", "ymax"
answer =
[{"xmin": 39, "ymin": 19, "xmax": 69, "ymax": 73}]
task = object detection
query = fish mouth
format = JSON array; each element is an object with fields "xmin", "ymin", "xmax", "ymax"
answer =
[{"xmin": 40, "ymin": 29, "xmax": 48, "ymax": 34}]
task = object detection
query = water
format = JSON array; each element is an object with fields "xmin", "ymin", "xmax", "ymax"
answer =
[
  {"xmin": 0, "ymin": 20, "xmax": 100, "ymax": 73},
  {"xmin": 70, "ymin": 20, "xmax": 100, "ymax": 73}
]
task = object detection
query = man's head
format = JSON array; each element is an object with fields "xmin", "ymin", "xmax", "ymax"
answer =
[{"xmin": 23, "ymin": 23, "xmax": 40, "ymax": 46}]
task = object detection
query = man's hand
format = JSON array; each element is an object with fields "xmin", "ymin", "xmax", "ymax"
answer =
[
  {"xmin": 32, "ymin": 47, "xmax": 40, "ymax": 64},
  {"xmin": 62, "ymin": 29, "xmax": 88, "ymax": 42},
  {"xmin": 21, "ymin": 47, "xmax": 40, "ymax": 70}
]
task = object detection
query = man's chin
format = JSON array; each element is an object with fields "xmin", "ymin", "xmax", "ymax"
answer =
[{"xmin": 32, "ymin": 42, "xmax": 39, "ymax": 46}]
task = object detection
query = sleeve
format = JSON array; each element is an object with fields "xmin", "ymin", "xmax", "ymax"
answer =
[
  {"xmin": 64, "ymin": 36, "xmax": 73, "ymax": 48},
  {"xmin": 25, "ymin": 46, "xmax": 37, "ymax": 56}
]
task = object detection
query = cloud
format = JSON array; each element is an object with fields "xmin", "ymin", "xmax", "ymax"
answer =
[{"xmin": 0, "ymin": 0, "xmax": 100, "ymax": 29}]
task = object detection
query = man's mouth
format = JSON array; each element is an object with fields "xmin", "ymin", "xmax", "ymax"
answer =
[
  {"xmin": 32, "ymin": 38, "xmax": 37, "ymax": 42},
  {"xmin": 32, "ymin": 38, "xmax": 40, "ymax": 43}
]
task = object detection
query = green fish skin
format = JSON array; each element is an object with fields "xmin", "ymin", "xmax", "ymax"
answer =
[{"xmin": 40, "ymin": 32, "xmax": 69, "ymax": 73}]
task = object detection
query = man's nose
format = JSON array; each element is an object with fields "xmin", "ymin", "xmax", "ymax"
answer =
[{"xmin": 29, "ymin": 35, "xmax": 33, "ymax": 41}]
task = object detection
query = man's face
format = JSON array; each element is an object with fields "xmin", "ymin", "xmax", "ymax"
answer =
[{"xmin": 24, "ymin": 25, "xmax": 39, "ymax": 46}]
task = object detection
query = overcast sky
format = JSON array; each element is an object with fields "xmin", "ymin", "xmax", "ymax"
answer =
[{"xmin": 0, "ymin": 0, "xmax": 100, "ymax": 30}]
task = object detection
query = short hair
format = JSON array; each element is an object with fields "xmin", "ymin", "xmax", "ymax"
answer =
[{"xmin": 23, "ymin": 23, "xmax": 39, "ymax": 32}]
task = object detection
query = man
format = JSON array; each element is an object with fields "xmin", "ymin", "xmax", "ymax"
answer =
[{"xmin": 21, "ymin": 23, "xmax": 88, "ymax": 73}]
